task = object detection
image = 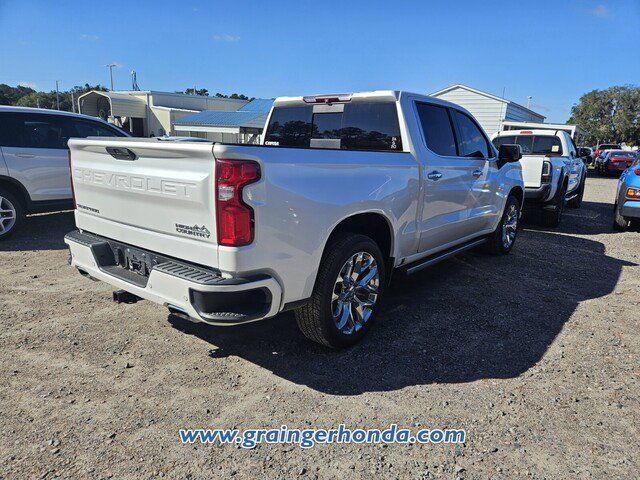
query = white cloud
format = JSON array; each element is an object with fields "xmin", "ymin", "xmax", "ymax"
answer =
[
  {"xmin": 590, "ymin": 5, "xmax": 611, "ymax": 18},
  {"xmin": 18, "ymin": 81, "xmax": 37, "ymax": 90},
  {"xmin": 80, "ymin": 34, "xmax": 100, "ymax": 42},
  {"xmin": 213, "ymin": 34, "xmax": 241, "ymax": 42}
]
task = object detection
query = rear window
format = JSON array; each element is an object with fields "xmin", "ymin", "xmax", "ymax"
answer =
[
  {"xmin": 599, "ymin": 144, "xmax": 621, "ymax": 150},
  {"xmin": 264, "ymin": 102, "xmax": 402, "ymax": 152},
  {"xmin": 493, "ymin": 135, "xmax": 563, "ymax": 156}
]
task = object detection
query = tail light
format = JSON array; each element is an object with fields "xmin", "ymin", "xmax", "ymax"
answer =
[
  {"xmin": 68, "ymin": 150, "xmax": 76, "ymax": 209},
  {"xmin": 634, "ymin": 168, "xmax": 640, "ymax": 175},
  {"xmin": 541, "ymin": 160, "xmax": 552, "ymax": 184},
  {"xmin": 215, "ymin": 159, "xmax": 261, "ymax": 246}
]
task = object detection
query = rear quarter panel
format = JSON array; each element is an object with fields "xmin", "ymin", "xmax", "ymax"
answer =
[{"xmin": 214, "ymin": 144, "xmax": 420, "ymax": 305}]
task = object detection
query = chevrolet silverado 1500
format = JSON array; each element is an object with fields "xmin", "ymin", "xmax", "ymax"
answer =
[{"xmin": 65, "ymin": 91, "xmax": 524, "ymax": 348}]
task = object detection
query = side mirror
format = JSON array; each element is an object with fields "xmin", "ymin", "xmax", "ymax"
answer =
[
  {"xmin": 498, "ymin": 144, "xmax": 522, "ymax": 163},
  {"xmin": 577, "ymin": 147, "xmax": 590, "ymax": 158}
]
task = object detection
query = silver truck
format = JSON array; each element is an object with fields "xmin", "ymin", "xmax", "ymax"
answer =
[{"xmin": 65, "ymin": 91, "xmax": 524, "ymax": 348}]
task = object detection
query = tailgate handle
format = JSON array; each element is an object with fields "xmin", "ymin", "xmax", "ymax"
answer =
[{"xmin": 106, "ymin": 147, "xmax": 137, "ymax": 161}]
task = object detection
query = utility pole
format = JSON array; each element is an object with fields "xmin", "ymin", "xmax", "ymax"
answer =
[
  {"xmin": 70, "ymin": 91, "xmax": 75, "ymax": 113},
  {"xmin": 526, "ymin": 96, "xmax": 532, "ymax": 109},
  {"xmin": 55, "ymin": 81, "xmax": 60, "ymax": 110},
  {"xmin": 105, "ymin": 63, "xmax": 117, "ymax": 90}
]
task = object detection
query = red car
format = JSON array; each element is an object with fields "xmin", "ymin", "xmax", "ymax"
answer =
[
  {"xmin": 593, "ymin": 143, "xmax": 622, "ymax": 160},
  {"xmin": 596, "ymin": 150, "xmax": 638, "ymax": 175}
]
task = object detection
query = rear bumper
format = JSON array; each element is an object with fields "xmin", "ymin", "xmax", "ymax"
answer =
[
  {"xmin": 525, "ymin": 184, "xmax": 551, "ymax": 201},
  {"xmin": 65, "ymin": 230, "xmax": 282, "ymax": 325},
  {"xmin": 605, "ymin": 163, "xmax": 629, "ymax": 174}
]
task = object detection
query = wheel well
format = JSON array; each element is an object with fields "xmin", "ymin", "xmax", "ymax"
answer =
[
  {"xmin": 509, "ymin": 186, "xmax": 524, "ymax": 207},
  {"xmin": 325, "ymin": 213, "xmax": 393, "ymax": 263},
  {"xmin": 0, "ymin": 177, "xmax": 29, "ymax": 210}
]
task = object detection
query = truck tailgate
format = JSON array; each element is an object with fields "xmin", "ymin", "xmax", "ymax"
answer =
[
  {"xmin": 69, "ymin": 138, "xmax": 219, "ymax": 267},
  {"xmin": 520, "ymin": 154, "xmax": 544, "ymax": 188}
]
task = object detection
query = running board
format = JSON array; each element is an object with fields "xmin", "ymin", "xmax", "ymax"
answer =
[{"xmin": 403, "ymin": 237, "xmax": 487, "ymax": 275}]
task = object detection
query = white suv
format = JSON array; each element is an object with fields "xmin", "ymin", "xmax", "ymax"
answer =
[{"xmin": 0, "ymin": 106, "xmax": 128, "ymax": 239}]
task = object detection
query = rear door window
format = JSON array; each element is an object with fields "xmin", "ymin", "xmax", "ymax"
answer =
[
  {"xmin": 451, "ymin": 110, "xmax": 491, "ymax": 158},
  {"xmin": 0, "ymin": 113, "xmax": 73, "ymax": 149},
  {"xmin": 415, "ymin": 103, "xmax": 457, "ymax": 156},
  {"xmin": 264, "ymin": 102, "xmax": 402, "ymax": 151}
]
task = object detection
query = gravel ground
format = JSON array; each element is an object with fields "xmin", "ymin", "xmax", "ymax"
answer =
[{"xmin": 1, "ymin": 175, "xmax": 638, "ymax": 479}]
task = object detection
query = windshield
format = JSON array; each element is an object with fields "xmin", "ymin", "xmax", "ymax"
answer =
[
  {"xmin": 599, "ymin": 144, "xmax": 621, "ymax": 150},
  {"xmin": 493, "ymin": 135, "xmax": 563, "ymax": 156}
]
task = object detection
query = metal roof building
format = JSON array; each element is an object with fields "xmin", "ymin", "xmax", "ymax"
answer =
[
  {"xmin": 173, "ymin": 98, "xmax": 274, "ymax": 144},
  {"xmin": 430, "ymin": 84, "xmax": 546, "ymax": 137},
  {"xmin": 77, "ymin": 90, "xmax": 248, "ymax": 137}
]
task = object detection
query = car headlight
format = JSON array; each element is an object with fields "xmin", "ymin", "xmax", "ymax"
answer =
[{"xmin": 626, "ymin": 187, "xmax": 640, "ymax": 199}]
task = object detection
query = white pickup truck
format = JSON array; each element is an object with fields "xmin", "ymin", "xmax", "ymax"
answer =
[
  {"xmin": 65, "ymin": 91, "xmax": 524, "ymax": 348},
  {"xmin": 492, "ymin": 129, "xmax": 587, "ymax": 227}
]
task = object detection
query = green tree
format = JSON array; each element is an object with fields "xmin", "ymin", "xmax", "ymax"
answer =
[
  {"xmin": 185, "ymin": 88, "xmax": 209, "ymax": 96},
  {"xmin": 568, "ymin": 85, "xmax": 640, "ymax": 146},
  {"xmin": 0, "ymin": 84, "xmax": 36, "ymax": 105}
]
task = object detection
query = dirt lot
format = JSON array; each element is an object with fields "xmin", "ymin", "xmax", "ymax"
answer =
[{"xmin": 1, "ymin": 175, "xmax": 638, "ymax": 479}]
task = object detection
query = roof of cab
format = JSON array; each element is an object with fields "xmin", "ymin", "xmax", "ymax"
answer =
[
  {"xmin": 493, "ymin": 129, "xmax": 567, "ymax": 138},
  {"xmin": 272, "ymin": 90, "xmax": 467, "ymax": 111}
]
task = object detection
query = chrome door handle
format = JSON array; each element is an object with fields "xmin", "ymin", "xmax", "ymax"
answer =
[
  {"xmin": 16, "ymin": 154, "xmax": 36, "ymax": 158},
  {"xmin": 427, "ymin": 171, "xmax": 443, "ymax": 181},
  {"xmin": 472, "ymin": 169, "xmax": 483, "ymax": 177}
]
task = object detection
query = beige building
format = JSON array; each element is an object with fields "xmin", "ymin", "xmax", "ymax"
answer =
[{"xmin": 77, "ymin": 90, "xmax": 248, "ymax": 137}]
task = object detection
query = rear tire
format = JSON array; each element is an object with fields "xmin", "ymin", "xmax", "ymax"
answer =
[
  {"xmin": 295, "ymin": 233, "xmax": 386, "ymax": 349},
  {"xmin": 540, "ymin": 180, "xmax": 566, "ymax": 228},
  {"xmin": 484, "ymin": 193, "xmax": 521, "ymax": 255},
  {"xmin": 0, "ymin": 189, "xmax": 24, "ymax": 240}
]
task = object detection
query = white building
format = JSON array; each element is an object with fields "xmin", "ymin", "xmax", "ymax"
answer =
[
  {"xmin": 430, "ymin": 84, "xmax": 546, "ymax": 137},
  {"xmin": 77, "ymin": 90, "xmax": 248, "ymax": 137}
]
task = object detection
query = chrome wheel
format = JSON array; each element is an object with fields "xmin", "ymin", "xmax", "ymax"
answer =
[
  {"xmin": 331, "ymin": 251, "xmax": 380, "ymax": 335},
  {"xmin": 0, "ymin": 196, "xmax": 17, "ymax": 235},
  {"xmin": 502, "ymin": 204, "xmax": 518, "ymax": 249}
]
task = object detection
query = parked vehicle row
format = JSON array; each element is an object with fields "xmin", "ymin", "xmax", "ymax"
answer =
[{"xmin": 1, "ymin": 95, "xmax": 636, "ymax": 348}]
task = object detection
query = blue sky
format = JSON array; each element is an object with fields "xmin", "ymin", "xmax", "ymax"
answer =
[{"xmin": 0, "ymin": 0, "xmax": 638, "ymax": 122}]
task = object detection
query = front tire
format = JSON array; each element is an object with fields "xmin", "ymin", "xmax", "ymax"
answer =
[
  {"xmin": 613, "ymin": 202, "xmax": 628, "ymax": 231},
  {"xmin": 484, "ymin": 193, "xmax": 521, "ymax": 255},
  {"xmin": 0, "ymin": 190, "xmax": 24, "ymax": 240},
  {"xmin": 295, "ymin": 233, "xmax": 386, "ymax": 348}
]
